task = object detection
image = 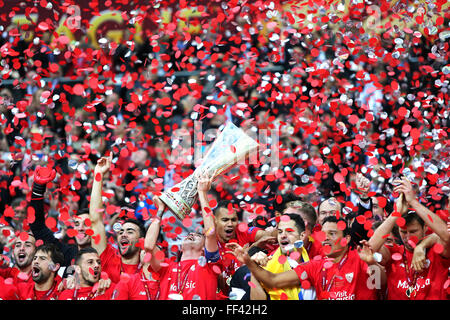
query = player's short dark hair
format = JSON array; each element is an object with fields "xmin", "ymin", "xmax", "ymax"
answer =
[
  {"xmin": 36, "ymin": 243, "xmax": 64, "ymax": 266},
  {"xmin": 75, "ymin": 247, "xmax": 99, "ymax": 265},
  {"xmin": 402, "ymin": 211, "xmax": 425, "ymax": 228},
  {"xmin": 215, "ymin": 200, "xmax": 236, "ymax": 216},
  {"xmin": 322, "ymin": 216, "xmax": 350, "ymax": 237},
  {"xmin": 119, "ymin": 218, "xmax": 146, "ymax": 237},
  {"xmin": 280, "ymin": 213, "xmax": 306, "ymax": 233},
  {"xmin": 77, "ymin": 208, "xmax": 90, "ymax": 216}
]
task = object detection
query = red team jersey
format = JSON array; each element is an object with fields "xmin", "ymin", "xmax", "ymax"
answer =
[
  {"xmin": 158, "ymin": 259, "xmax": 221, "ymax": 300},
  {"xmin": 305, "ymin": 237, "xmax": 323, "ymax": 260},
  {"xmin": 384, "ymin": 243, "xmax": 450, "ymax": 300},
  {"xmin": 294, "ymin": 249, "xmax": 378, "ymax": 300},
  {"xmin": 217, "ymin": 227, "xmax": 261, "ymax": 276},
  {"xmin": 112, "ymin": 269, "xmax": 160, "ymax": 300},
  {"xmin": 0, "ymin": 267, "xmax": 33, "ymax": 286},
  {"xmin": 16, "ymin": 277, "xmax": 61, "ymax": 300},
  {"xmin": 100, "ymin": 244, "xmax": 141, "ymax": 284},
  {"xmin": 0, "ymin": 276, "xmax": 19, "ymax": 300},
  {"xmin": 58, "ymin": 284, "xmax": 117, "ymax": 300}
]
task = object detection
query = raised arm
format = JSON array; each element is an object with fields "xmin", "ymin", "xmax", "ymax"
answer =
[
  {"xmin": 355, "ymin": 173, "xmax": 371, "ymax": 202},
  {"xmin": 143, "ymin": 195, "xmax": 165, "ymax": 273},
  {"xmin": 197, "ymin": 171, "xmax": 218, "ymax": 253},
  {"xmin": 411, "ymin": 233, "xmax": 442, "ymax": 272},
  {"xmin": 254, "ymin": 228, "xmax": 278, "ymax": 243},
  {"xmin": 29, "ymin": 166, "xmax": 61, "ymax": 245},
  {"xmin": 394, "ymin": 177, "xmax": 450, "ymax": 256},
  {"xmin": 29, "ymin": 166, "xmax": 56, "ymax": 227},
  {"xmin": 368, "ymin": 193, "xmax": 408, "ymax": 264},
  {"xmin": 89, "ymin": 156, "xmax": 112, "ymax": 255}
]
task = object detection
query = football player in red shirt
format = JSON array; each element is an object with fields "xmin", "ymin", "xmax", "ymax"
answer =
[
  {"xmin": 0, "ymin": 276, "xmax": 19, "ymax": 300},
  {"xmin": 88, "ymin": 155, "xmax": 144, "ymax": 283},
  {"xmin": 227, "ymin": 216, "xmax": 385, "ymax": 300},
  {"xmin": 16, "ymin": 243, "xmax": 63, "ymax": 300},
  {"xmin": 214, "ymin": 200, "xmax": 278, "ymax": 296},
  {"xmin": 0, "ymin": 233, "xmax": 36, "ymax": 285},
  {"xmin": 369, "ymin": 177, "xmax": 450, "ymax": 300},
  {"xmin": 146, "ymin": 171, "xmax": 222, "ymax": 300},
  {"xmin": 58, "ymin": 247, "xmax": 116, "ymax": 300},
  {"xmin": 111, "ymin": 201, "xmax": 164, "ymax": 300}
]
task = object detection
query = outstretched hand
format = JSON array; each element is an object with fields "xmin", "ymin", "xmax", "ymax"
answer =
[
  {"xmin": 34, "ymin": 165, "xmax": 57, "ymax": 185},
  {"xmin": 94, "ymin": 155, "xmax": 112, "ymax": 176},
  {"xmin": 225, "ymin": 242, "xmax": 251, "ymax": 265},
  {"xmin": 357, "ymin": 240, "xmax": 377, "ymax": 265},
  {"xmin": 355, "ymin": 173, "xmax": 371, "ymax": 198}
]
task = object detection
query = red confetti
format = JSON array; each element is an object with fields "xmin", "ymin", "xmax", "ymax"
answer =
[
  {"xmin": 155, "ymin": 250, "xmax": 165, "ymax": 261},
  {"xmin": 301, "ymin": 280, "xmax": 311, "ymax": 289},
  {"xmin": 73, "ymin": 83, "xmax": 85, "ymax": 96},
  {"xmin": 237, "ymin": 223, "xmax": 248, "ymax": 233},
  {"xmin": 433, "ymin": 243, "xmax": 444, "ymax": 255},
  {"xmin": 17, "ymin": 272, "xmax": 30, "ymax": 281},
  {"xmin": 337, "ymin": 220, "xmax": 347, "ymax": 231},
  {"xmin": 391, "ymin": 253, "xmax": 402, "ymax": 261},
  {"xmin": 67, "ymin": 229, "xmax": 78, "ymax": 238}
]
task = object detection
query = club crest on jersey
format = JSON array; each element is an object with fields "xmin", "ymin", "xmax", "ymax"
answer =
[{"xmin": 345, "ymin": 272, "xmax": 354, "ymax": 283}]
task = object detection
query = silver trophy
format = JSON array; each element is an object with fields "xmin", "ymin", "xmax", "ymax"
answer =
[{"xmin": 159, "ymin": 121, "xmax": 259, "ymax": 220}]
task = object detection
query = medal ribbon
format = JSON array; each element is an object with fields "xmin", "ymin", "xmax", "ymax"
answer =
[
  {"xmin": 141, "ymin": 272, "xmax": 160, "ymax": 300},
  {"xmin": 402, "ymin": 249, "xmax": 418, "ymax": 299},
  {"xmin": 321, "ymin": 251, "xmax": 348, "ymax": 293},
  {"xmin": 176, "ymin": 262, "xmax": 191, "ymax": 294},
  {"xmin": 34, "ymin": 280, "xmax": 57, "ymax": 300},
  {"xmin": 73, "ymin": 287, "xmax": 96, "ymax": 300}
]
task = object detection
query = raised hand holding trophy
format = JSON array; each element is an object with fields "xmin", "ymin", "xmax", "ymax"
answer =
[{"xmin": 159, "ymin": 121, "xmax": 259, "ymax": 220}]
